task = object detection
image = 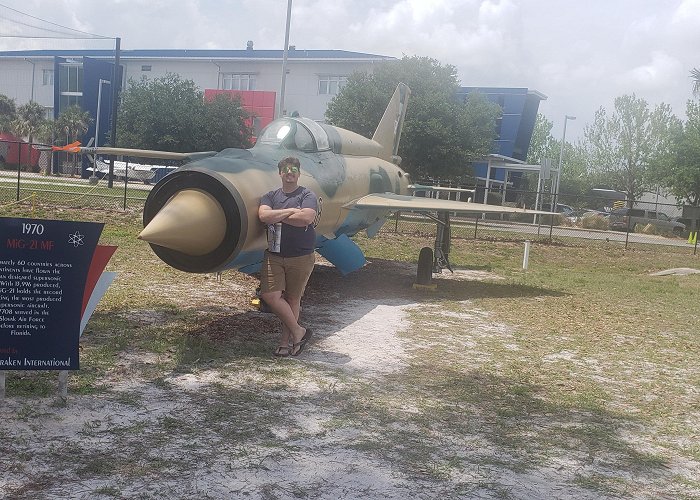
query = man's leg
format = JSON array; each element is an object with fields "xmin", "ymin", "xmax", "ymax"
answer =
[
  {"xmin": 261, "ymin": 290, "xmax": 306, "ymax": 342},
  {"xmin": 280, "ymin": 294, "xmax": 302, "ymax": 346},
  {"xmin": 282, "ymin": 253, "xmax": 315, "ymax": 347},
  {"xmin": 260, "ymin": 252, "xmax": 304, "ymax": 352}
]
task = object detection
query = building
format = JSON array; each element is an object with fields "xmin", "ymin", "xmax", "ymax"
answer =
[
  {"xmin": 0, "ymin": 47, "xmax": 395, "ymax": 143},
  {"xmin": 0, "ymin": 47, "xmax": 545, "ymax": 186},
  {"xmin": 458, "ymin": 87, "xmax": 546, "ymax": 190}
]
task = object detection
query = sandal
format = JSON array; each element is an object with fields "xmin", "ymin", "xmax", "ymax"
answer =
[
  {"xmin": 291, "ymin": 329, "xmax": 313, "ymax": 357},
  {"xmin": 274, "ymin": 345, "xmax": 291, "ymax": 357}
]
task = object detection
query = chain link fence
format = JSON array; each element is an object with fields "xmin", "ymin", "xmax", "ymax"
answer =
[
  {"xmin": 2, "ymin": 139, "xmax": 698, "ymax": 255},
  {"xmin": 383, "ymin": 185, "xmax": 698, "ymax": 255},
  {"xmin": 0, "ymin": 139, "xmax": 163, "ymax": 211}
]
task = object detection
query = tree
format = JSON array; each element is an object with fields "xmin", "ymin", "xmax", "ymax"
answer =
[
  {"xmin": 584, "ymin": 94, "xmax": 681, "ymax": 204},
  {"xmin": 0, "ymin": 93, "xmax": 17, "ymax": 133},
  {"xmin": 56, "ymin": 105, "xmax": 92, "ymax": 143},
  {"xmin": 691, "ymin": 67, "xmax": 700, "ymax": 97},
  {"xmin": 325, "ymin": 56, "xmax": 501, "ymax": 180},
  {"xmin": 526, "ymin": 114, "xmax": 592, "ymax": 198},
  {"xmin": 526, "ymin": 114, "xmax": 557, "ymax": 165},
  {"xmin": 200, "ymin": 94, "xmax": 252, "ymax": 151},
  {"xmin": 117, "ymin": 73, "xmax": 251, "ymax": 153},
  {"xmin": 12, "ymin": 101, "xmax": 46, "ymax": 145},
  {"xmin": 56, "ymin": 105, "xmax": 92, "ymax": 176},
  {"xmin": 662, "ymin": 99, "xmax": 700, "ymax": 206}
]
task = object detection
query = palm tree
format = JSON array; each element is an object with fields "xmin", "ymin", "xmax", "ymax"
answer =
[
  {"xmin": 34, "ymin": 120, "xmax": 57, "ymax": 175},
  {"xmin": 11, "ymin": 101, "xmax": 46, "ymax": 171},
  {"xmin": 56, "ymin": 105, "xmax": 92, "ymax": 176},
  {"xmin": 56, "ymin": 105, "xmax": 92, "ymax": 143},
  {"xmin": 692, "ymin": 67, "xmax": 700, "ymax": 97},
  {"xmin": 12, "ymin": 101, "xmax": 46, "ymax": 143}
]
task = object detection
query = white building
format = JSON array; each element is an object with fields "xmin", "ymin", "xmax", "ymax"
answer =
[{"xmin": 0, "ymin": 45, "xmax": 396, "ymax": 136}]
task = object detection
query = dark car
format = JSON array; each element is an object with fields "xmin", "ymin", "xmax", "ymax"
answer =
[{"xmin": 608, "ymin": 207, "xmax": 686, "ymax": 235}]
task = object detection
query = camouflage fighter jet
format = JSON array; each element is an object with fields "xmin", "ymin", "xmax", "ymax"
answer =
[{"xmin": 76, "ymin": 83, "xmax": 551, "ymax": 280}]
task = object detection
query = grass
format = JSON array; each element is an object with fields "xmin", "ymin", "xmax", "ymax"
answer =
[
  {"xmin": 1, "ymin": 204, "xmax": 699, "ymax": 498},
  {"xmin": 0, "ymin": 178, "xmax": 149, "ymax": 211}
]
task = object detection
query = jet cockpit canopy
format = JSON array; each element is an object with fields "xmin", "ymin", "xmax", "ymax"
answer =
[{"xmin": 256, "ymin": 117, "xmax": 330, "ymax": 152}]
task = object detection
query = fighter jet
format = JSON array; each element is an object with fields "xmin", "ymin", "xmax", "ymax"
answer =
[{"xmin": 76, "ymin": 83, "xmax": 551, "ymax": 279}]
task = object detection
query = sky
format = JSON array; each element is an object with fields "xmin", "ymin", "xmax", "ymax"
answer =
[{"xmin": 1, "ymin": 0, "xmax": 699, "ymax": 141}]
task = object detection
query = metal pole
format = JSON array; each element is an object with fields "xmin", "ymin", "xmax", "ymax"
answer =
[
  {"xmin": 522, "ymin": 240, "xmax": 531, "ymax": 270},
  {"xmin": 554, "ymin": 115, "xmax": 575, "ymax": 212},
  {"xmin": 16, "ymin": 141, "xmax": 21, "ymax": 201},
  {"xmin": 533, "ymin": 175, "xmax": 542, "ymax": 225},
  {"xmin": 278, "ymin": 0, "xmax": 292, "ymax": 118},
  {"xmin": 123, "ymin": 158, "xmax": 129, "ymax": 210},
  {"xmin": 90, "ymin": 79, "xmax": 110, "ymax": 183},
  {"xmin": 108, "ymin": 37, "xmax": 121, "ymax": 188}
]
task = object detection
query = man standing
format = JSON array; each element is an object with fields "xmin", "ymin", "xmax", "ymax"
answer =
[{"xmin": 258, "ymin": 156, "xmax": 317, "ymax": 357}]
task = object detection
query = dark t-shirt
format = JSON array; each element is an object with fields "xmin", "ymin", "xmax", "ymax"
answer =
[{"xmin": 260, "ymin": 186, "xmax": 318, "ymax": 257}]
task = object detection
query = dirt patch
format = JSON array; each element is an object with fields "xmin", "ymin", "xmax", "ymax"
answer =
[{"xmin": 1, "ymin": 258, "xmax": 697, "ymax": 499}]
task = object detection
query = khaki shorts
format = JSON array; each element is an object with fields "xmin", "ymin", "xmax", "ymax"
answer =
[{"xmin": 260, "ymin": 251, "xmax": 315, "ymax": 298}]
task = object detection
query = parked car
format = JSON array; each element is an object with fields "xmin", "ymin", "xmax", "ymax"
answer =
[
  {"xmin": 608, "ymin": 207, "xmax": 686, "ymax": 235},
  {"xmin": 540, "ymin": 203, "xmax": 576, "ymax": 217}
]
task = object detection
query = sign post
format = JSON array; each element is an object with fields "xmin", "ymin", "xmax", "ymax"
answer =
[{"xmin": 1, "ymin": 217, "xmax": 112, "ymax": 398}]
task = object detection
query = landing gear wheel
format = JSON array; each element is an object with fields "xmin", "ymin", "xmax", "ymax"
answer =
[{"xmin": 416, "ymin": 246, "xmax": 434, "ymax": 285}]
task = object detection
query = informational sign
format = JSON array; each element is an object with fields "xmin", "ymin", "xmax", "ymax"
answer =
[{"xmin": 0, "ymin": 217, "xmax": 104, "ymax": 370}]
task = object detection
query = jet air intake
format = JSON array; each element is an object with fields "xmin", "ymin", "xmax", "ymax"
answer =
[{"xmin": 138, "ymin": 169, "xmax": 247, "ymax": 273}]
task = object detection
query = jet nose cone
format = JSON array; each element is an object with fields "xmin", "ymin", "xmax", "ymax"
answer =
[{"xmin": 138, "ymin": 189, "xmax": 226, "ymax": 256}]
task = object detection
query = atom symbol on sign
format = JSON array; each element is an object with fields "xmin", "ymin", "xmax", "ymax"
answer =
[{"xmin": 68, "ymin": 231, "xmax": 85, "ymax": 247}]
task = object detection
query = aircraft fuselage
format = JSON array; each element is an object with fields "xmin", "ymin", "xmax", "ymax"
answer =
[{"xmin": 141, "ymin": 133, "xmax": 410, "ymax": 273}]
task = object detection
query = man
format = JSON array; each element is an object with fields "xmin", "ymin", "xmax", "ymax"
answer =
[{"xmin": 258, "ymin": 156, "xmax": 317, "ymax": 357}]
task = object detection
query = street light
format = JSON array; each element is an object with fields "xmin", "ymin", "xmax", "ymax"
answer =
[
  {"xmin": 89, "ymin": 79, "xmax": 111, "ymax": 183},
  {"xmin": 278, "ymin": 0, "xmax": 293, "ymax": 118},
  {"xmin": 554, "ymin": 115, "xmax": 576, "ymax": 211}
]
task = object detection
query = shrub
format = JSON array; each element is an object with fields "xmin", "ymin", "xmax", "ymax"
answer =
[{"xmin": 578, "ymin": 214, "xmax": 609, "ymax": 230}]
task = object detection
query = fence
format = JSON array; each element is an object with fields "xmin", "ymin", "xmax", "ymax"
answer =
[
  {"xmin": 0, "ymin": 139, "xmax": 159, "ymax": 211},
  {"xmin": 2, "ymin": 139, "xmax": 697, "ymax": 255},
  {"xmin": 387, "ymin": 185, "xmax": 697, "ymax": 255}
]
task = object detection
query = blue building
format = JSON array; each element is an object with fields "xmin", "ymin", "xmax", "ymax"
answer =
[{"xmin": 458, "ymin": 87, "xmax": 546, "ymax": 199}]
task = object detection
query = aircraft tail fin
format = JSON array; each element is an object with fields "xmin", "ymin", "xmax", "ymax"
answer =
[{"xmin": 371, "ymin": 83, "xmax": 411, "ymax": 163}]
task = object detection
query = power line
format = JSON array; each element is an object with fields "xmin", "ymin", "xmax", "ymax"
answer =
[{"xmin": 0, "ymin": 2, "xmax": 112, "ymax": 40}]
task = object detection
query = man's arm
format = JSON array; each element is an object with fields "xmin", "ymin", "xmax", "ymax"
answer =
[
  {"xmin": 284, "ymin": 208, "xmax": 317, "ymax": 227},
  {"xmin": 258, "ymin": 204, "xmax": 301, "ymax": 224}
]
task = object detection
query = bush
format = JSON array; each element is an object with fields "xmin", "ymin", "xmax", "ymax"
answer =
[
  {"xmin": 578, "ymin": 215, "xmax": 609, "ymax": 230},
  {"xmin": 635, "ymin": 223, "xmax": 677, "ymax": 238}
]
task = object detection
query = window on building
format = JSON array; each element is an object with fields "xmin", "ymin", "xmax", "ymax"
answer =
[
  {"xmin": 141, "ymin": 65, "xmax": 152, "ymax": 72},
  {"xmin": 221, "ymin": 73, "xmax": 256, "ymax": 91},
  {"xmin": 42, "ymin": 69, "xmax": 54, "ymax": 86},
  {"xmin": 59, "ymin": 94, "xmax": 82, "ymax": 110},
  {"xmin": 318, "ymin": 75, "xmax": 347, "ymax": 95},
  {"xmin": 43, "ymin": 107, "xmax": 54, "ymax": 120},
  {"xmin": 59, "ymin": 64, "xmax": 83, "ymax": 93}
]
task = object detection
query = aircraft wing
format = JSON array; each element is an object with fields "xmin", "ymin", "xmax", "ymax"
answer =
[
  {"xmin": 79, "ymin": 146, "xmax": 192, "ymax": 160},
  {"xmin": 52, "ymin": 143, "xmax": 217, "ymax": 161},
  {"xmin": 349, "ymin": 193, "xmax": 555, "ymax": 215}
]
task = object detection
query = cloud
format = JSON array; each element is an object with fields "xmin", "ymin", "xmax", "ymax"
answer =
[
  {"xmin": 619, "ymin": 51, "xmax": 684, "ymax": 90},
  {"xmin": 1, "ymin": 0, "xmax": 699, "ymax": 141}
]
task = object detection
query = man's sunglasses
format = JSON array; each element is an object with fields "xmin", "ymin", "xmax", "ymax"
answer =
[{"xmin": 281, "ymin": 166, "xmax": 300, "ymax": 174}]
